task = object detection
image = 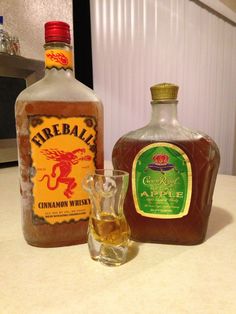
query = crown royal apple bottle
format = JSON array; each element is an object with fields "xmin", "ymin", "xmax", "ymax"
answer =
[
  {"xmin": 15, "ymin": 21, "xmax": 104, "ymax": 247},
  {"xmin": 112, "ymin": 83, "xmax": 220, "ymax": 245}
]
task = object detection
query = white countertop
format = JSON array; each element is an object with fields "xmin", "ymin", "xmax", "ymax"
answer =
[{"xmin": 0, "ymin": 166, "xmax": 236, "ymax": 314}]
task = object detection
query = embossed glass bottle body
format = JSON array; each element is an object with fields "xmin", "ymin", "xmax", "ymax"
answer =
[{"xmin": 112, "ymin": 84, "xmax": 220, "ymax": 245}]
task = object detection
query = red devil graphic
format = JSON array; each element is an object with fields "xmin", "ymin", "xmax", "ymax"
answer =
[{"xmin": 39, "ymin": 148, "xmax": 91, "ymax": 198}]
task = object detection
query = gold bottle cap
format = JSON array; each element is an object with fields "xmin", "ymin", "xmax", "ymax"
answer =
[{"xmin": 150, "ymin": 83, "xmax": 179, "ymax": 101}]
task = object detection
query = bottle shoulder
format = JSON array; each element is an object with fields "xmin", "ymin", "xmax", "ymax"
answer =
[
  {"xmin": 116, "ymin": 124, "xmax": 200, "ymax": 141},
  {"xmin": 114, "ymin": 123, "xmax": 219, "ymax": 153},
  {"xmin": 113, "ymin": 126, "xmax": 220, "ymax": 168},
  {"xmin": 17, "ymin": 70, "xmax": 100, "ymax": 102}
]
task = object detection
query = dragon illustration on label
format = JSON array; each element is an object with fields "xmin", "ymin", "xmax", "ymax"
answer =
[{"xmin": 39, "ymin": 148, "xmax": 91, "ymax": 198}]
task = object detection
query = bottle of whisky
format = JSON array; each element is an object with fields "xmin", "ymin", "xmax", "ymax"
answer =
[
  {"xmin": 15, "ymin": 21, "xmax": 104, "ymax": 247},
  {"xmin": 112, "ymin": 83, "xmax": 220, "ymax": 245}
]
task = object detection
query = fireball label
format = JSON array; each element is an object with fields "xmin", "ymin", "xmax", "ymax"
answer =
[
  {"xmin": 29, "ymin": 115, "xmax": 97, "ymax": 224},
  {"xmin": 45, "ymin": 49, "xmax": 73, "ymax": 70},
  {"xmin": 132, "ymin": 143, "xmax": 192, "ymax": 218}
]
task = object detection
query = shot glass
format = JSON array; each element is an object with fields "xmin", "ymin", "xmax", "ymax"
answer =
[{"xmin": 83, "ymin": 169, "xmax": 130, "ymax": 266}]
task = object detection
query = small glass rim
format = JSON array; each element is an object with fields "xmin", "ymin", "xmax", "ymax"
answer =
[{"xmin": 91, "ymin": 169, "xmax": 129, "ymax": 178}]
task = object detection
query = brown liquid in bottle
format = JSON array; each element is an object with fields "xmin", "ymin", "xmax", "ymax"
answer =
[
  {"xmin": 16, "ymin": 100, "xmax": 104, "ymax": 247},
  {"xmin": 112, "ymin": 136, "xmax": 220, "ymax": 245}
]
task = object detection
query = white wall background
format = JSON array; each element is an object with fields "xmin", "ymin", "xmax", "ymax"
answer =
[
  {"xmin": 0, "ymin": 0, "xmax": 72, "ymax": 60},
  {"xmin": 90, "ymin": 0, "xmax": 236, "ymax": 175}
]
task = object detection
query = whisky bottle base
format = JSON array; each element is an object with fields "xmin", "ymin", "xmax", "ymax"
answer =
[
  {"xmin": 24, "ymin": 237, "xmax": 87, "ymax": 248},
  {"xmin": 130, "ymin": 233, "xmax": 206, "ymax": 246}
]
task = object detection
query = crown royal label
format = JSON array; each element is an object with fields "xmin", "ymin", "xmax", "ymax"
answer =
[{"xmin": 132, "ymin": 142, "xmax": 192, "ymax": 219}]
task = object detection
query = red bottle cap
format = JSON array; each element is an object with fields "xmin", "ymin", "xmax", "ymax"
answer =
[{"xmin": 45, "ymin": 21, "xmax": 71, "ymax": 44}]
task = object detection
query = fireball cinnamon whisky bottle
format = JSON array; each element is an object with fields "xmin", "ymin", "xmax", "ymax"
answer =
[
  {"xmin": 15, "ymin": 21, "xmax": 104, "ymax": 247},
  {"xmin": 112, "ymin": 83, "xmax": 220, "ymax": 245}
]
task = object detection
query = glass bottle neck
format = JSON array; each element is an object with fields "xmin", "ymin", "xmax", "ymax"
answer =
[
  {"xmin": 149, "ymin": 100, "xmax": 179, "ymax": 126},
  {"xmin": 44, "ymin": 42, "xmax": 74, "ymax": 77}
]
